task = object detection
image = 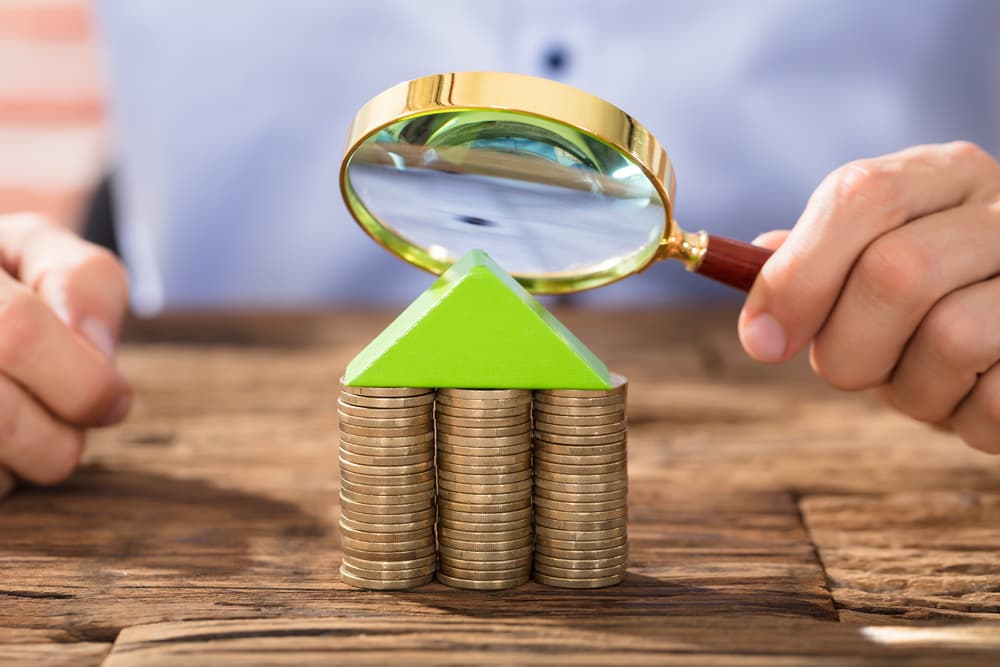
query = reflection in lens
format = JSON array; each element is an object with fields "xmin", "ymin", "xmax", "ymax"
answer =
[{"xmin": 345, "ymin": 110, "xmax": 666, "ymax": 279}]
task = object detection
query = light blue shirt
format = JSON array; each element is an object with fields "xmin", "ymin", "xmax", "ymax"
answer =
[{"xmin": 95, "ymin": 0, "xmax": 1000, "ymax": 314}]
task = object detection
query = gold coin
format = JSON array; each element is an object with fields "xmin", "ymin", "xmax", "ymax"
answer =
[
  {"xmin": 342, "ymin": 506, "xmax": 435, "ymax": 525},
  {"xmin": 436, "ymin": 572, "xmax": 529, "ymax": 590},
  {"xmin": 438, "ymin": 525, "xmax": 533, "ymax": 543},
  {"xmin": 533, "ymin": 450, "xmax": 625, "ymax": 466},
  {"xmin": 439, "ymin": 544, "xmax": 534, "ymax": 562},
  {"xmin": 437, "ymin": 497, "xmax": 531, "ymax": 516},
  {"xmin": 534, "ymin": 477, "xmax": 627, "ymax": 495},
  {"xmin": 339, "ymin": 477, "xmax": 435, "ymax": 498},
  {"xmin": 339, "ymin": 422, "xmax": 432, "ymax": 438},
  {"xmin": 533, "ymin": 430, "xmax": 627, "ymax": 447},
  {"xmin": 436, "ymin": 403, "xmax": 530, "ymax": 418},
  {"xmin": 533, "ymin": 394, "xmax": 625, "ymax": 408},
  {"xmin": 533, "ymin": 506, "xmax": 627, "ymax": 522},
  {"xmin": 339, "ymin": 494, "xmax": 432, "ymax": 516},
  {"xmin": 438, "ymin": 484, "xmax": 531, "ymax": 505},
  {"xmin": 436, "ymin": 395, "xmax": 531, "ymax": 410},
  {"xmin": 436, "ymin": 439, "xmax": 532, "ymax": 456},
  {"xmin": 339, "ymin": 392, "xmax": 437, "ymax": 409},
  {"xmin": 533, "ymin": 485, "xmax": 627, "ymax": 504},
  {"xmin": 439, "ymin": 553, "xmax": 533, "ymax": 570},
  {"xmin": 343, "ymin": 553, "xmax": 437, "ymax": 572},
  {"xmin": 435, "ymin": 413, "xmax": 529, "ymax": 428},
  {"xmin": 340, "ymin": 515, "xmax": 435, "ymax": 535},
  {"xmin": 340, "ymin": 566, "xmax": 434, "ymax": 590},
  {"xmin": 438, "ymin": 535, "xmax": 533, "ymax": 552},
  {"xmin": 338, "ymin": 411, "xmax": 434, "ymax": 429},
  {"xmin": 533, "ymin": 468, "xmax": 626, "ymax": 485},
  {"xmin": 532, "ymin": 411, "xmax": 625, "ymax": 427},
  {"xmin": 532, "ymin": 571, "xmax": 625, "ymax": 589},
  {"xmin": 438, "ymin": 517, "xmax": 532, "ymax": 533},
  {"xmin": 338, "ymin": 457, "xmax": 434, "ymax": 477},
  {"xmin": 340, "ymin": 533, "xmax": 435, "ymax": 553},
  {"xmin": 338, "ymin": 449, "xmax": 432, "ymax": 467},
  {"xmin": 438, "ymin": 563, "xmax": 530, "ymax": 580},
  {"xmin": 437, "ymin": 505, "xmax": 532, "ymax": 523},
  {"xmin": 535, "ymin": 514, "xmax": 628, "ymax": 532},
  {"xmin": 340, "ymin": 564, "xmax": 436, "ymax": 583},
  {"xmin": 534, "ymin": 534, "xmax": 628, "ymax": 552},
  {"xmin": 339, "ymin": 381, "xmax": 434, "ymax": 397},
  {"xmin": 534, "ymin": 459, "xmax": 626, "ymax": 476},
  {"xmin": 532, "ymin": 440, "xmax": 626, "ymax": 456},
  {"xmin": 533, "ymin": 561, "xmax": 626, "ymax": 579},
  {"xmin": 339, "ymin": 430, "xmax": 434, "ymax": 448},
  {"xmin": 533, "ymin": 552, "xmax": 627, "ymax": 570},
  {"xmin": 532, "ymin": 420, "xmax": 626, "ymax": 436},
  {"xmin": 340, "ymin": 467, "xmax": 434, "ymax": 486},
  {"xmin": 439, "ymin": 388, "xmax": 531, "ymax": 400},
  {"xmin": 338, "ymin": 523, "xmax": 432, "ymax": 544},
  {"xmin": 535, "ymin": 524, "xmax": 628, "ymax": 542},
  {"xmin": 437, "ymin": 467, "xmax": 531, "ymax": 485},
  {"xmin": 436, "ymin": 477, "xmax": 533, "ymax": 495},
  {"xmin": 337, "ymin": 399, "xmax": 435, "ymax": 419},
  {"xmin": 338, "ymin": 483, "xmax": 435, "ymax": 503},
  {"xmin": 533, "ymin": 401, "xmax": 625, "ymax": 416},
  {"xmin": 535, "ymin": 542, "xmax": 628, "ymax": 561},
  {"xmin": 533, "ymin": 496, "xmax": 625, "ymax": 513},
  {"xmin": 437, "ymin": 459, "xmax": 531, "ymax": 475},
  {"xmin": 536, "ymin": 374, "xmax": 627, "ymax": 399},
  {"xmin": 340, "ymin": 438, "xmax": 434, "ymax": 456},
  {"xmin": 341, "ymin": 543, "xmax": 436, "ymax": 562},
  {"xmin": 439, "ymin": 423, "xmax": 530, "ymax": 438}
]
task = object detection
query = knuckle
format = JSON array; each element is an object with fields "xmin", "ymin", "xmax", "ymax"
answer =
[
  {"xmin": 822, "ymin": 159, "xmax": 905, "ymax": 220},
  {"xmin": 809, "ymin": 340, "xmax": 872, "ymax": 391},
  {"xmin": 855, "ymin": 235, "xmax": 933, "ymax": 305},
  {"xmin": 63, "ymin": 245, "xmax": 130, "ymax": 296},
  {"xmin": 0, "ymin": 289, "xmax": 45, "ymax": 370},
  {"xmin": 34, "ymin": 429, "xmax": 85, "ymax": 485},
  {"xmin": 945, "ymin": 140, "xmax": 990, "ymax": 165},
  {"xmin": 920, "ymin": 297, "xmax": 983, "ymax": 370}
]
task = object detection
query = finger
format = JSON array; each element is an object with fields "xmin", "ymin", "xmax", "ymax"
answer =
[
  {"xmin": 885, "ymin": 277, "xmax": 1000, "ymax": 423},
  {"xmin": 0, "ymin": 272, "xmax": 131, "ymax": 426},
  {"xmin": 951, "ymin": 361, "xmax": 1000, "ymax": 454},
  {"xmin": 0, "ymin": 212, "xmax": 129, "ymax": 358},
  {"xmin": 810, "ymin": 202, "xmax": 1000, "ymax": 389},
  {"xmin": 751, "ymin": 230, "xmax": 791, "ymax": 251},
  {"xmin": 739, "ymin": 142, "xmax": 1000, "ymax": 363},
  {"xmin": 0, "ymin": 467, "xmax": 14, "ymax": 498},
  {"xmin": 0, "ymin": 375, "xmax": 85, "ymax": 484}
]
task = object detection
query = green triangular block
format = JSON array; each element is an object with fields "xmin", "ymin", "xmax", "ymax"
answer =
[{"xmin": 344, "ymin": 250, "xmax": 612, "ymax": 389}]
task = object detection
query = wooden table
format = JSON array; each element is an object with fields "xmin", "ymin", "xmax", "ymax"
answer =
[{"xmin": 2, "ymin": 309, "xmax": 998, "ymax": 666}]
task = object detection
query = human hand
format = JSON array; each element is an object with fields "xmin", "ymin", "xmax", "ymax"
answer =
[
  {"xmin": 738, "ymin": 142, "xmax": 1000, "ymax": 454},
  {"xmin": 0, "ymin": 213, "xmax": 131, "ymax": 498}
]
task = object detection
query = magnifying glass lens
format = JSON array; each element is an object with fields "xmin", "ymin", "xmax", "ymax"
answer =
[{"xmin": 345, "ymin": 109, "xmax": 666, "ymax": 282}]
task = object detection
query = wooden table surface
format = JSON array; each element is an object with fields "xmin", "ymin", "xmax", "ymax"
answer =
[{"xmin": 2, "ymin": 308, "xmax": 998, "ymax": 666}]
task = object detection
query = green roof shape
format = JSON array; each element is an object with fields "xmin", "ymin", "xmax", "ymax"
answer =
[{"xmin": 344, "ymin": 250, "xmax": 612, "ymax": 389}]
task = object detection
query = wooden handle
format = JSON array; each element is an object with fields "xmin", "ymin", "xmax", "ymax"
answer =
[{"xmin": 694, "ymin": 234, "xmax": 773, "ymax": 292}]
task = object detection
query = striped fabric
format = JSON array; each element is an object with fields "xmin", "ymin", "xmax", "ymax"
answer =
[{"xmin": 0, "ymin": 0, "xmax": 105, "ymax": 228}]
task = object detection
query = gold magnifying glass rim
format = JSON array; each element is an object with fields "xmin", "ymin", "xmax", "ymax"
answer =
[{"xmin": 340, "ymin": 71, "xmax": 696, "ymax": 294}]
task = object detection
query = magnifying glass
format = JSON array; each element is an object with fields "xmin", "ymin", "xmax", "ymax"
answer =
[{"xmin": 340, "ymin": 71, "xmax": 771, "ymax": 294}]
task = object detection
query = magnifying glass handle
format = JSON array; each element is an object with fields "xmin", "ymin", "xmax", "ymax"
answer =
[{"xmin": 695, "ymin": 234, "xmax": 773, "ymax": 292}]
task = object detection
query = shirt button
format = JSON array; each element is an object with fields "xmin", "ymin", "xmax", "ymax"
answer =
[{"xmin": 541, "ymin": 44, "xmax": 570, "ymax": 75}]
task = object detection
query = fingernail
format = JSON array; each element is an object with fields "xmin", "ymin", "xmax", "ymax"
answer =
[
  {"xmin": 102, "ymin": 393, "xmax": 132, "ymax": 426},
  {"xmin": 740, "ymin": 313, "xmax": 787, "ymax": 363},
  {"xmin": 80, "ymin": 318, "xmax": 116, "ymax": 359}
]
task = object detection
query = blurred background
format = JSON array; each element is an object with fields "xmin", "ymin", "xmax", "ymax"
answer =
[{"xmin": 0, "ymin": 0, "xmax": 104, "ymax": 230}]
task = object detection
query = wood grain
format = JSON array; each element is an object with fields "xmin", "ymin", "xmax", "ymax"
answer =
[{"xmin": 0, "ymin": 309, "xmax": 996, "ymax": 664}]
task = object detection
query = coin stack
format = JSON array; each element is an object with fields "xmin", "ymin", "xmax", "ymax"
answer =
[
  {"xmin": 337, "ymin": 383, "xmax": 437, "ymax": 590},
  {"xmin": 435, "ymin": 388, "xmax": 534, "ymax": 590},
  {"xmin": 532, "ymin": 374, "xmax": 629, "ymax": 589}
]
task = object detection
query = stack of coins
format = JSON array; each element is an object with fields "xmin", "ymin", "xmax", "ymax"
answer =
[
  {"xmin": 435, "ymin": 388, "xmax": 534, "ymax": 590},
  {"xmin": 337, "ymin": 382, "xmax": 437, "ymax": 590},
  {"xmin": 532, "ymin": 374, "xmax": 629, "ymax": 589}
]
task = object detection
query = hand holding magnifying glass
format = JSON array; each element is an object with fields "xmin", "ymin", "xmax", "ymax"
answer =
[{"xmin": 340, "ymin": 71, "xmax": 770, "ymax": 294}]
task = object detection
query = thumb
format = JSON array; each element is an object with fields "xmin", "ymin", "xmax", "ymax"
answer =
[{"xmin": 0, "ymin": 213, "xmax": 129, "ymax": 359}]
